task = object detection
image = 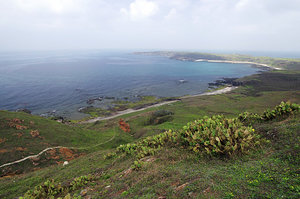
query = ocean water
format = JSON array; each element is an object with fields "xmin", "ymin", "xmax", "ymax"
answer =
[{"xmin": 0, "ymin": 50, "xmax": 261, "ymax": 119}]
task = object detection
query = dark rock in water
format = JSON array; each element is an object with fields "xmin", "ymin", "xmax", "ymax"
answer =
[
  {"xmin": 208, "ymin": 78, "xmax": 243, "ymax": 87},
  {"xmin": 223, "ymin": 78, "xmax": 243, "ymax": 86},
  {"xmin": 104, "ymin": 96, "xmax": 115, "ymax": 100},
  {"xmin": 16, "ymin": 108, "xmax": 31, "ymax": 114},
  {"xmin": 87, "ymin": 97, "xmax": 103, "ymax": 104},
  {"xmin": 87, "ymin": 99, "xmax": 94, "ymax": 105}
]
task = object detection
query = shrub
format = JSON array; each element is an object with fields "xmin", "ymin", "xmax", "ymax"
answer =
[
  {"xmin": 107, "ymin": 115, "xmax": 260, "ymax": 163},
  {"xmin": 261, "ymin": 101, "xmax": 299, "ymax": 121},
  {"xmin": 22, "ymin": 179, "xmax": 64, "ymax": 199},
  {"xmin": 21, "ymin": 175, "xmax": 94, "ymax": 199},
  {"xmin": 106, "ymin": 130, "xmax": 179, "ymax": 160},
  {"xmin": 238, "ymin": 111, "xmax": 260, "ymax": 124},
  {"xmin": 238, "ymin": 102, "xmax": 300, "ymax": 124},
  {"xmin": 145, "ymin": 110, "xmax": 174, "ymax": 125},
  {"xmin": 181, "ymin": 115, "xmax": 260, "ymax": 156},
  {"xmin": 131, "ymin": 160, "xmax": 143, "ymax": 170},
  {"xmin": 133, "ymin": 128, "xmax": 148, "ymax": 138},
  {"xmin": 70, "ymin": 175, "xmax": 93, "ymax": 191}
]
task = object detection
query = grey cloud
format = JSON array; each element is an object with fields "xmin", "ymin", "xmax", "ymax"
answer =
[{"xmin": 0, "ymin": 0, "xmax": 299, "ymax": 51}]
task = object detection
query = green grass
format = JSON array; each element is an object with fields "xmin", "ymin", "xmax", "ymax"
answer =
[
  {"xmin": 0, "ymin": 111, "xmax": 108, "ymax": 161},
  {"xmin": 2, "ymin": 112, "xmax": 298, "ymax": 198},
  {"xmin": 0, "ymin": 111, "xmax": 135, "ymax": 176}
]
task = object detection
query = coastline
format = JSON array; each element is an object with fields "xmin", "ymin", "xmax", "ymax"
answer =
[
  {"xmin": 193, "ymin": 59, "xmax": 282, "ymax": 70},
  {"xmin": 136, "ymin": 51, "xmax": 288, "ymax": 70},
  {"xmin": 181, "ymin": 86, "xmax": 238, "ymax": 98},
  {"xmin": 81, "ymin": 86, "xmax": 238, "ymax": 123}
]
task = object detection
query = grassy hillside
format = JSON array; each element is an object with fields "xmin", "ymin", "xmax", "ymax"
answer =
[
  {"xmin": 0, "ymin": 111, "xmax": 134, "ymax": 176},
  {"xmin": 1, "ymin": 103, "xmax": 299, "ymax": 198},
  {"xmin": 0, "ymin": 65, "xmax": 300, "ymax": 198}
]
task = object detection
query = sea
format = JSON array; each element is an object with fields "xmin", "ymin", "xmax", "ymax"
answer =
[{"xmin": 0, "ymin": 50, "xmax": 270, "ymax": 119}]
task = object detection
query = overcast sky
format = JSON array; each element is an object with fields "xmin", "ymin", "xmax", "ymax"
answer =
[{"xmin": 0, "ymin": 0, "xmax": 300, "ymax": 51}]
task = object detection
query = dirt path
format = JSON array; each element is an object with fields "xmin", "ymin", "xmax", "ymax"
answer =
[
  {"xmin": 82, "ymin": 100, "xmax": 180, "ymax": 124},
  {"xmin": 82, "ymin": 86, "xmax": 239, "ymax": 124},
  {"xmin": 0, "ymin": 146, "xmax": 65, "ymax": 169},
  {"xmin": 181, "ymin": 86, "xmax": 238, "ymax": 98},
  {"xmin": 0, "ymin": 130, "xmax": 116, "ymax": 169}
]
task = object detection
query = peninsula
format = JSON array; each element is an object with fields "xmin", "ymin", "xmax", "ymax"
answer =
[{"xmin": 136, "ymin": 51, "xmax": 300, "ymax": 71}]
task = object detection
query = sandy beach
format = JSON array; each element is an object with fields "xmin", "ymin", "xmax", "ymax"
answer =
[{"xmin": 194, "ymin": 59, "xmax": 283, "ymax": 70}]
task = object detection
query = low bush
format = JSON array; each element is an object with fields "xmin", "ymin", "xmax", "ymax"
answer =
[
  {"xmin": 238, "ymin": 101, "xmax": 300, "ymax": 124},
  {"xmin": 116, "ymin": 129, "xmax": 179, "ymax": 159},
  {"xmin": 106, "ymin": 116, "xmax": 259, "ymax": 162},
  {"xmin": 21, "ymin": 175, "xmax": 94, "ymax": 199},
  {"xmin": 261, "ymin": 101, "xmax": 299, "ymax": 121},
  {"xmin": 145, "ymin": 110, "xmax": 174, "ymax": 125},
  {"xmin": 181, "ymin": 115, "xmax": 260, "ymax": 156},
  {"xmin": 238, "ymin": 111, "xmax": 260, "ymax": 124},
  {"xmin": 21, "ymin": 179, "xmax": 64, "ymax": 199}
]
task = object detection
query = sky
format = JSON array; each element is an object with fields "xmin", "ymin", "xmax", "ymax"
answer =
[{"xmin": 0, "ymin": 0, "xmax": 300, "ymax": 52}]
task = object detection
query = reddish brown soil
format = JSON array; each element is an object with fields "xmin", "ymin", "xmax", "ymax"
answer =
[{"xmin": 119, "ymin": 119, "xmax": 131, "ymax": 133}]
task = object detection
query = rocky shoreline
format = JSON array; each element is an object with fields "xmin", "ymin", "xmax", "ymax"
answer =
[
  {"xmin": 208, "ymin": 77, "xmax": 243, "ymax": 88},
  {"xmin": 80, "ymin": 86, "xmax": 238, "ymax": 124}
]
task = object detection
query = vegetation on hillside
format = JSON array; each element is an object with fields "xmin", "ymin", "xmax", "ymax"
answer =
[
  {"xmin": 16, "ymin": 102, "xmax": 300, "ymax": 198},
  {"xmin": 0, "ymin": 111, "xmax": 130, "ymax": 176},
  {"xmin": 106, "ymin": 102, "xmax": 298, "ymax": 165}
]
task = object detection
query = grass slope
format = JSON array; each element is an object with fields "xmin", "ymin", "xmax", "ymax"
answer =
[
  {"xmin": 0, "ymin": 111, "xmax": 134, "ymax": 176},
  {"xmin": 1, "ymin": 107, "xmax": 298, "ymax": 198}
]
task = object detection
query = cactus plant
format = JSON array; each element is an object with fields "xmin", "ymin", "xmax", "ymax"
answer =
[{"xmin": 181, "ymin": 115, "xmax": 260, "ymax": 156}]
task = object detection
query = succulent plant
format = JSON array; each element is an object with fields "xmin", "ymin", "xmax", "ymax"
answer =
[
  {"xmin": 238, "ymin": 102, "xmax": 300, "ymax": 124},
  {"xmin": 104, "ymin": 102, "xmax": 299, "ymax": 167},
  {"xmin": 181, "ymin": 115, "xmax": 260, "ymax": 156}
]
